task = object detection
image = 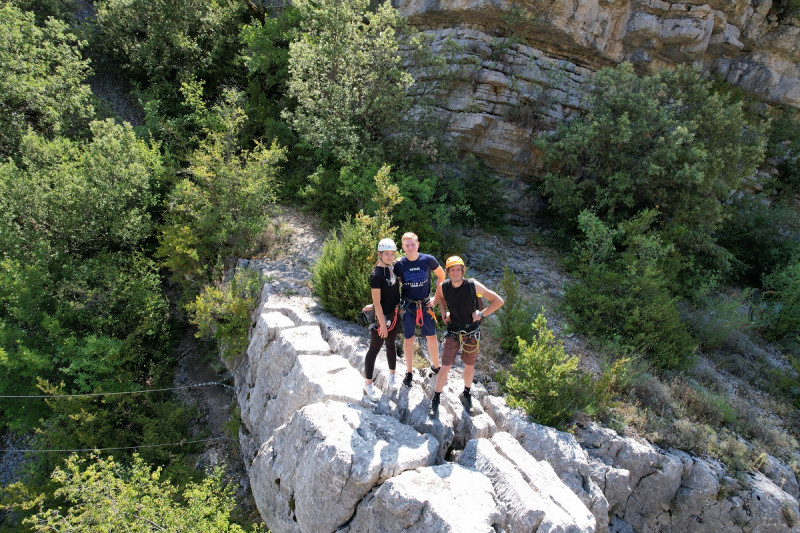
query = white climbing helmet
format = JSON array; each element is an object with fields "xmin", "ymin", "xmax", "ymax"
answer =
[{"xmin": 377, "ymin": 238, "xmax": 397, "ymax": 252}]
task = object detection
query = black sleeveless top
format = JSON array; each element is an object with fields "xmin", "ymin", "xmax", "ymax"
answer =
[{"xmin": 442, "ymin": 279, "xmax": 477, "ymax": 330}]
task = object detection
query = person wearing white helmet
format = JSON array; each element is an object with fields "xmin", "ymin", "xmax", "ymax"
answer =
[
  {"xmin": 360, "ymin": 238, "xmax": 402, "ymax": 401},
  {"xmin": 430, "ymin": 255, "xmax": 504, "ymax": 418}
]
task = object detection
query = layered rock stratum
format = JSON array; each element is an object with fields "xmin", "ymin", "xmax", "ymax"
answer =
[{"xmin": 394, "ymin": 0, "xmax": 800, "ymax": 219}]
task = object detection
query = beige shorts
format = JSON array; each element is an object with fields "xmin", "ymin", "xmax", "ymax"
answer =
[{"xmin": 442, "ymin": 334, "xmax": 479, "ymax": 366}]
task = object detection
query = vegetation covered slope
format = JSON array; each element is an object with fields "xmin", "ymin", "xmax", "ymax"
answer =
[{"xmin": 1, "ymin": 0, "xmax": 799, "ymax": 530}]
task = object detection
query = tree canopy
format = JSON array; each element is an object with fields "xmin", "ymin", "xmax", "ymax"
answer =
[{"xmin": 0, "ymin": 4, "xmax": 94, "ymax": 158}]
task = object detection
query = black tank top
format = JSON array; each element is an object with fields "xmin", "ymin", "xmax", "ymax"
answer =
[{"xmin": 442, "ymin": 280, "xmax": 475, "ymax": 329}]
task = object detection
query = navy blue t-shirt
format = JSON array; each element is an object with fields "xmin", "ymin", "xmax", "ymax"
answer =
[{"xmin": 394, "ymin": 253, "xmax": 440, "ymax": 301}]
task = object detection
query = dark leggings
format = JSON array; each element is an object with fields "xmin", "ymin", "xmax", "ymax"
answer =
[{"xmin": 364, "ymin": 326, "xmax": 399, "ymax": 380}]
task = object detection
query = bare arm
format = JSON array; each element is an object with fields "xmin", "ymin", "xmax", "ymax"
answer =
[
  {"xmin": 371, "ymin": 288, "xmax": 388, "ymax": 338},
  {"xmin": 434, "ymin": 283, "xmax": 449, "ymax": 323},
  {"xmin": 429, "ymin": 265, "xmax": 446, "ymax": 308},
  {"xmin": 472, "ymin": 280, "xmax": 504, "ymax": 322},
  {"xmin": 433, "ymin": 265, "xmax": 446, "ymax": 287}
]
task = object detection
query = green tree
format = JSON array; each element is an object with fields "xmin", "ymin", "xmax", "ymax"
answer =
[
  {"xmin": 12, "ymin": 0, "xmax": 76, "ymax": 23},
  {"xmin": 760, "ymin": 256, "xmax": 800, "ymax": 341},
  {"xmin": 0, "ymin": 4, "xmax": 94, "ymax": 158},
  {"xmin": 0, "ymin": 119, "xmax": 174, "ymax": 435},
  {"xmin": 496, "ymin": 267, "xmax": 534, "ymax": 357},
  {"xmin": 20, "ymin": 454, "xmax": 260, "ymax": 532},
  {"xmin": 717, "ymin": 192, "xmax": 800, "ymax": 285},
  {"xmin": 189, "ymin": 268, "xmax": 264, "ymax": 360},
  {"xmin": 503, "ymin": 311, "xmax": 592, "ymax": 427},
  {"xmin": 157, "ymin": 89, "xmax": 286, "ymax": 294},
  {"xmin": 284, "ymin": 0, "xmax": 416, "ymax": 163},
  {"xmin": 0, "ymin": 119, "xmax": 162, "ymax": 260},
  {"xmin": 94, "ymin": 0, "xmax": 248, "ymax": 107},
  {"xmin": 539, "ymin": 63, "xmax": 765, "ymax": 293},
  {"xmin": 312, "ymin": 164, "xmax": 401, "ymax": 320},
  {"xmin": 240, "ymin": 5, "xmax": 301, "ymax": 146},
  {"xmin": 565, "ymin": 210, "xmax": 696, "ymax": 369}
]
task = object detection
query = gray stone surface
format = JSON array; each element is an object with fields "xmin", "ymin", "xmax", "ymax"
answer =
[
  {"xmin": 483, "ymin": 395, "xmax": 610, "ymax": 528},
  {"xmin": 343, "ymin": 464, "xmax": 503, "ymax": 533},
  {"xmin": 235, "ymin": 287, "xmax": 800, "ymax": 533},
  {"xmin": 251, "ymin": 401, "xmax": 438, "ymax": 533},
  {"xmin": 388, "ymin": 0, "xmax": 800, "ymax": 222},
  {"xmin": 459, "ymin": 434, "xmax": 596, "ymax": 532},
  {"xmin": 575, "ymin": 422, "xmax": 800, "ymax": 533},
  {"xmin": 260, "ymin": 354, "xmax": 366, "ymax": 441}
]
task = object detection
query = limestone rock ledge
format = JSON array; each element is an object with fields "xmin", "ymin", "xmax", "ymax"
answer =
[
  {"xmin": 393, "ymin": 0, "xmax": 800, "ymax": 220},
  {"xmin": 225, "ymin": 282, "xmax": 800, "ymax": 532}
]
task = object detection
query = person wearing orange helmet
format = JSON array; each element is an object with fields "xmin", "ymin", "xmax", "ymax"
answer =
[{"xmin": 430, "ymin": 255, "xmax": 504, "ymax": 418}]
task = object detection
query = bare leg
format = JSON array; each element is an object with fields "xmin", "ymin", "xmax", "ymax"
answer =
[
  {"xmin": 435, "ymin": 365, "xmax": 451, "ymax": 393},
  {"xmin": 426, "ymin": 335, "xmax": 440, "ymax": 368},
  {"xmin": 463, "ymin": 364, "xmax": 475, "ymax": 388},
  {"xmin": 403, "ymin": 337, "xmax": 414, "ymax": 373}
]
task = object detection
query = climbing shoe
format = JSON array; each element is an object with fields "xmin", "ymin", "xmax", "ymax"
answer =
[
  {"xmin": 402, "ymin": 372, "xmax": 413, "ymax": 388},
  {"xmin": 459, "ymin": 390, "xmax": 473, "ymax": 413},
  {"xmin": 429, "ymin": 396, "xmax": 440, "ymax": 419},
  {"xmin": 430, "ymin": 365, "xmax": 440, "ymax": 377}
]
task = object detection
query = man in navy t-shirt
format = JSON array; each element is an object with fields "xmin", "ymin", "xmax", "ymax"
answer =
[{"xmin": 394, "ymin": 232, "xmax": 445, "ymax": 387}]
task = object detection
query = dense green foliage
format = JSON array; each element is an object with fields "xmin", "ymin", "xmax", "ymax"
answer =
[
  {"xmin": 18, "ymin": 454, "xmax": 259, "ymax": 532},
  {"xmin": 496, "ymin": 268, "xmax": 535, "ymax": 357},
  {"xmin": 1, "ymin": 120, "xmax": 162, "ymax": 257},
  {"xmin": 539, "ymin": 62, "xmax": 765, "ymax": 294},
  {"xmin": 157, "ymin": 89, "xmax": 285, "ymax": 297},
  {"xmin": 565, "ymin": 211, "xmax": 697, "ymax": 369},
  {"xmin": 535, "ymin": 63, "xmax": 788, "ymax": 368},
  {"xmin": 503, "ymin": 311, "xmax": 631, "ymax": 427},
  {"xmin": 312, "ymin": 165, "xmax": 400, "ymax": 320},
  {"xmin": 0, "ymin": 4, "xmax": 93, "ymax": 158},
  {"xmin": 189, "ymin": 269, "xmax": 264, "ymax": 360},
  {"xmin": 504, "ymin": 311, "xmax": 587, "ymax": 426},
  {"xmin": 285, "ymin": 0, "xmax": 413, "ymax": 164},
  {"xmin": 0, "ymin": 120, "xmax": 172, "ymax": 432},
  {"xmin": 240, "ymin": 6, "xmax": 300, "ymax": 147},
  {"xmin": 243, "ymin": 0, "xmax": 501, "ymax": 251},
  {"xmin": 94, "ymin": 0, "xmax": 248, "ymax": 109},
  {"xmin": 760, "ymin": 257, "xmax": 800, "ymax": 341},
  {"xmin": 718, "ymin": 193, "xmax": 800, "ymax": 286}
]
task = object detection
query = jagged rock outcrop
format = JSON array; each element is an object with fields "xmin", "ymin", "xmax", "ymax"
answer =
[
  {"xmin": 457, "ymin": 433, "xmax": 596, "ymax": 532},
  {"xmin": 227, "ymin": 282, "xmax": 800, "ymax": 532},
  {"xmin": 576, "ymin": 422, "xmax": 800, "ymax": 532},
  {"xmin": 393, "ymin": 0, "xmax": 800, "ymax": 219},
  {"xmin": 251, "ymin": 401, "xmax": 438, "ymax": 532}
]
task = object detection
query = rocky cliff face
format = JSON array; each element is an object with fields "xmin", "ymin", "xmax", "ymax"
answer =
[
  {"xmin": 394, "ymin": 0, "xmax": 800, "ymax": 219},
  {"xmin": 228, "ymin": 279, "xmax": 800, "ymax": 533}
]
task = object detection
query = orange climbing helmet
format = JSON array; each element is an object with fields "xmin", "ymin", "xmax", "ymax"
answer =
[{"xmin": 445, "ymin": 256, "xmax": 466, "ymax": 271}]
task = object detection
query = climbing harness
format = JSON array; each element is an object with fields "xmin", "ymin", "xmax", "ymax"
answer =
[
  {"xmin": 445, "ymin": 327, "xmax": 481, "ymax": 354},
  {"xmin": 403, "ymin": 297, "xmax": 437, "ymax": 328},
  {"xmin": 368, "ymin": 306, "xmax": 399, "ymax": 332}
]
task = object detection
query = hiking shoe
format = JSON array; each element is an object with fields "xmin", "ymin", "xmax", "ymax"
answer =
[
  {"xmin": 388, "ymin": 373, "xmax": 400, "ymax": 390},
  {"xmin": 402, "ymin": 372, "xmax": 413, "ymax": 388},
  {"xmin": 459, "ymin": 390, "xmax": 473, "ymax": 412},
  {"xmin": 430, "ymin": 365, "xmax": 440, "ymax": 376},
  {"xmin": 364, "ymin": 384, "xmax": 380, "ymax": 402},
  {"xmin": 429, "ymin": 397, "xmax": 440, "ymax": 419}
]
